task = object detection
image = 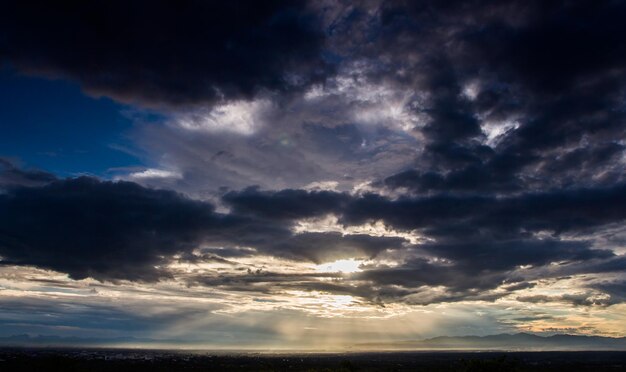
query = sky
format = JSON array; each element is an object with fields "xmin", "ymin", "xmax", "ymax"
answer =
[{"xmin": 0, "ymin": 0, "xmax": 626, "ymax": 349}]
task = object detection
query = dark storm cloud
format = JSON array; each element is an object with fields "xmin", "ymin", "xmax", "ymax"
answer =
[
  {"xmin": 225, "ymin": 182, "xmax": 626, "ymax": 238},
  {"xmin": 343, "ymin": 184, "xmax": 626, "ymax": 236},
  {"xmin": 0, "ymin": 0, "xmax": 330, "ymax": 107},
  {"xmin": 116, "ymin": 0, "xmax": 626, "ymax": 196},
  {"xmin": 262, "ymin": 232, "xmax": 406, "ymax": 263},
  {"xmin": 0, "ymin": 174, "xmax": 407, "ymax": 281},
  {"xmin": 353, "ymin": 0, "xmax": 626, "ymax": 194},
  {"xmin": 381, "ymin": 164, "xmax": 521, "ymax": 194},
  {"xmin": 420, "ymin": 240, "xmax": 613, "ymax": 273},
  {"xmin": 219, "ymin": 182, "xmax": 626, "ymax": 304},
  {"xmin": 188, "ymin": 269, "xmax": 415, "ymax": 305},
  {"xmin": 589, "ymin": 281, "xmax": 626, "ymax": 305},
  {"xmin": 223, "ymin": 187, "xmax": 349, "ymax": 220},
  {"xmin": 516, "ymin": 294, "xmax": 613, "ymax": 307},
  {"xmin": 352, "ymin": 240, "xmax": 612, "ymax": 293},
  {"xmin": 374, "ymin": 0, "xmax": 626, "ymax": 100},
  {"xmin": 0, "ymin": 158, "xmax": 56, "ymax": 189},
  {"xmin": 1, "ymin": 170, "xmax": 624, "ymax": 305},
  {"xmin": 0, "ymin": 176, "xmax": 221, "ymax": 281}
]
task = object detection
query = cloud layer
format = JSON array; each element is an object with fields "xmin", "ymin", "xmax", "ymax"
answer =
[
  {"xmin": 1, "ymin": 169, "xmax": 624, "ymax": 309},
  {"xmin": 1, "ymin": 0, "xmax": 626, "ymax": 341}
]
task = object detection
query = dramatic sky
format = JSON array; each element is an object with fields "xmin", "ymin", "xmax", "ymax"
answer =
[{"xmin": 1, "ymin": 0, "xmax": 626, "ymax": 348}]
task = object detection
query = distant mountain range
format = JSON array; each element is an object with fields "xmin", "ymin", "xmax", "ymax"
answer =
[
  {"xmin": 1, "ymin": 333, "xmax": 626, "ymax": 350},
  {"xmin": 356, "ymin": 333, "xmax": 626, "ymax": 351}
]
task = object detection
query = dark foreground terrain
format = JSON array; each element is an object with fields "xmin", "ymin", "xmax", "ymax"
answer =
[{"xmin": 1, "ymin": 348, "xmax": 626, "ymax": 371}]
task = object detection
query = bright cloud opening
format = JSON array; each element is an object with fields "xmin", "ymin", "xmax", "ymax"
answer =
[
  {"xmin": 315, "ymin": 258, "xmax": 363, "ymax": 273},
  {"xmin": 175, "ymin": 99, "xmax": 270, "ymax": 135}
]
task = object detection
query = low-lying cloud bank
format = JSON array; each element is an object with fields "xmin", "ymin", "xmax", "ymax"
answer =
[{"xmin": 1, "ymin": 164, "xmax": 625, "ymax": 307}]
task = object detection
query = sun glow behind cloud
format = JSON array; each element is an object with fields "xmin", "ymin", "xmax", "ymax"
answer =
[
  {"xmin": 3, "ymin": 258, "xmax": 626, "ymax": 348},
  {"xmin": 315, "ymin": 258, "xmax": 363, "ymax": 273}
]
